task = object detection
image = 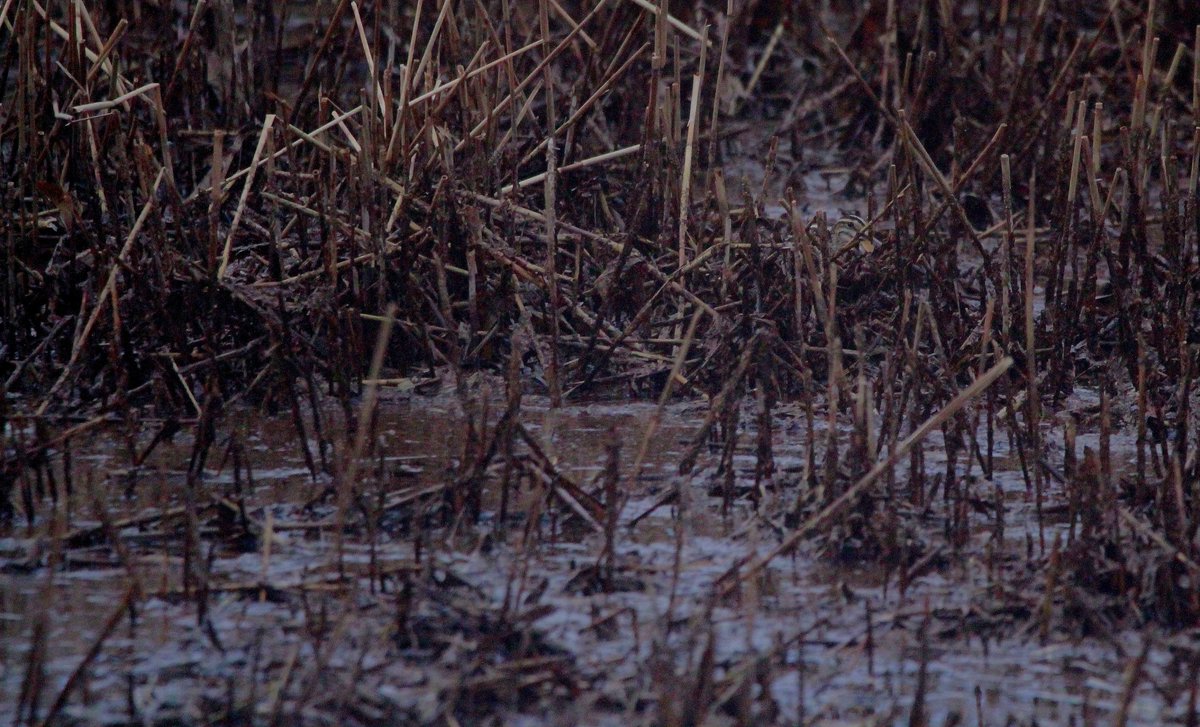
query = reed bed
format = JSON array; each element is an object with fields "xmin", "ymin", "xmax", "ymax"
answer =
[{"xmin": 3, "ymin": 0, "xmax": 1200, "ymax": 724}]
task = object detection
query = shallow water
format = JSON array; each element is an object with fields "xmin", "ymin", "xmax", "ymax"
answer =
[{"xmin": 0, "ymin": 380, "xmax": 1188, "ymax": 725}]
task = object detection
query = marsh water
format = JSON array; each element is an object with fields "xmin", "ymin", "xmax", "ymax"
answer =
[{"xmin": 1, "ymin": 379, "xmax": 1186, "ymax": 726}]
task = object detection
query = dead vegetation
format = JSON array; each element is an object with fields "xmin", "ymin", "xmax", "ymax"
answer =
[{"xmin": 3, "ymin": 0, "xmax": 1200, "ymax": 724}]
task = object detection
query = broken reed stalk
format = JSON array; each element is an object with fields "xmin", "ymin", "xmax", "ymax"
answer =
[
  {"xmin": 1119, "ymin": 508, "xmax": 1200, "ymax": 576},
  {"xmin": 1000, "ymin": 154, "xmax": 1015, "ymax": 341},
  {"xmin": 513, "ymin": 39, "xmax": 649, "ymax": 171},
  {"xmin": 631, "ymin": 305, "xmax": 704, "ymax": 482},
  {"xmin": 717, "ymin": 356, "xmax": 1013, "ymax": 596},
  {"xmin": 1024, "ymin": 168, "xmax": 1044, "ymax": 553},
  {"xmin": 823, "ymin": 247, "xmax": 842, "ymax": 500},
  {"xmin": 601, "ymin": 426, "xmax": 621, "ymax": 586},
  {"xmin": 706, "ymin": 5, "xmax": 730, "ymax": 167},
  {"xmin": 1113, "ymin": 638, "xmax": 1153, "ymax": 727},
  {"xmin": 35, "ymin": 167, "xmax": 166, "ymax": 416},
  {"xmin": 737, "ymin": 22, "xmax": 783, "ymax": 115},
  {"xmin": 544, "ymin": 136, "xmax": 563, "ymax": 407},
  {"xmin": 454, "ymin": 1, "xmax": 605, "ymax": 152},
  {"xmin": 502, "ymin": 143, "xmax": 642, "ymax": 193},
  {"xmin": 335, "ymin": 303, "xmax": 397, "ymax": 574},
  {"xmin": 678, "ymin": 67, "xmax": 703, "ymax": 268},
  {"xmin": 37, "ymin": 581, "xmax": 135, "ymax": 726},
  {"xmin": 217, "ymin": 113, "xmax": 276, "ymax": 279}
]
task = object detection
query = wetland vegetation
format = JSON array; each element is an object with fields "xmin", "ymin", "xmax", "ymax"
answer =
[{"xmin": 3, "ymin": 0, "xmax": 1200, "ymax": 724}]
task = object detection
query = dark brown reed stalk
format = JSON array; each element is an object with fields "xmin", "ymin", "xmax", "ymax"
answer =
[
  {"xmin": 822, "ymin": 226, "xmax": 842, "ymax": 501},
  {"xmin": 1136, "ymin": 334, "xmax": 1149, "ymax": 502},
  {"xmin": 34, "ymin": 168, "xmax": 165, "ymax": 416},
  {"xmin": 1186, "ymin": 654, "xmax": 1200, "ymax": 727},
  {"xmin": 497, "ymin": 335, "xmax": 524, "ymax": 532},
  {"xmin": 718, "ymin": 396, "xmax": 740, "ymax": 519},
  {"xmin": 719, "ymin": 357, "xmax": 1013, "ymax": 596},
  {"xmin": 1023, "ymin": 167, "xmax": 1045, "ymax": 553},
  {"xmin": 543, "ymin": 134, "xmax": 563, "ymax": 408},
  {"xmin": 632, "ymin": 305, "xmax": 703, "ymax": 480},
  {"xmin": 335, "ymin": 303, "xmax": 396, "ymax": 575},
  {"xmin": 908, "ymin": 602, "xmax": 930, "ymax": 727},
  {"xmin": 676, "ymin": 29, "xmax": 704, "ymax": 270},
  {"xmin": 754, "ymin": 349, "xmax": 776, "ymax": 496},
  {"xmin": 1065, "ymin": 418, "xmax": 1079, "ymax": 543},
  {"xmin": 15, "ymin": 608, "xmax": 48, "ymax": 726},
  {"xmin": 84, "ymin": 470, "xmax": 142, "ymax": 598},
  {"xmin": 679, "ymin": 331, "xmax": 758, "ymax": 476},
  {"xmin": 865, "ymin": 601, "xmax": 875, "ymax": 677},
  {"xmin": 38, "ymin": 581, "xmax": 136, "ymax": 726},
  {"xmin": 1113, "ymin": 638, "xmax": 1152, "ymax": 727},
  {"xmin": 1037, "ymin": 535, "xmax": 1061, "ymax": 644},
  {"xmin": 601, "ymin": 425, "xmax": 621, "ymax": 587}
]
